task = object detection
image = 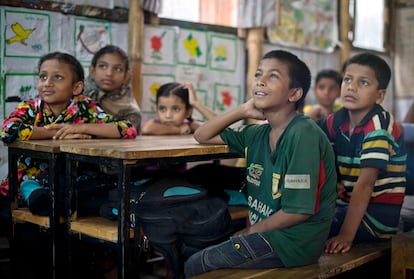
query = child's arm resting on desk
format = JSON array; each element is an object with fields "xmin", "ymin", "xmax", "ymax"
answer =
[
  {"xmin": 194, "ymin": 99, "xmax": 265, "ymax": 144},
  {"xmin": 325, "ymin": 167, "xmax": 378, "ymax": 254},
  {"xmin": 45, "ymin": 122, "xmax": 133, "ymax": 139},
  {"xmin": 141, "ymin": 119, "xmax": 191, "ymax": 135},
  {"xmin": 32, "ymin": 126, "xmax": 92, "ymax": 140}
]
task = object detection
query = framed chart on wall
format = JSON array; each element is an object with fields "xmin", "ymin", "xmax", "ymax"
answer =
[
  {"xmin": 394, "ymin": 6, "xmax": 414, "ymax": 97},
  {"xmin": 266, "ymin": 0, "xmax": 338, "ymax": 53},
  {"xmin": 4, "ymin": 9, "xmax": 50, "ymax": 58}
]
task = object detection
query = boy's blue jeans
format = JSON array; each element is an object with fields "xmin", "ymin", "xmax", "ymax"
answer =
[{"xmin": 184, "ymin": 233, "xmax": 284, "ymax": 277}]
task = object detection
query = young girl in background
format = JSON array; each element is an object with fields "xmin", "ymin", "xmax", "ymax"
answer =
[
  {"xmin": 141, "ymin": 82, "xmax": 215, "ymax": 135},
  {"xmin": 1, "ymin": 51, "xmax": 137, "ymax": 215},
  {"xmin": 84, "ymin": 45, "xmax": 142, "ymax": 134}
]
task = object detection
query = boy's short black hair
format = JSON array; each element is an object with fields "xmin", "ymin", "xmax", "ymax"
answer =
[
  {"xmin": 345, "ymin": 52, "xmax": 391, "ymax": 90},
  {"xmin": 262, "ymin": 50, "xmax": 311, "ymax": 110},
  {"xmin": 315, "ymin": 69, "xmax": 342, "ymax": 87}
]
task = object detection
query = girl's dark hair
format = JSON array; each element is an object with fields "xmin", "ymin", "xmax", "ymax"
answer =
[
  {"xmin": 91, "ymin": 45, "xmax": 129, "ymax": 70},
  {"xmin": 262, "ymin": 50, "xmax": 311, "ymax": 110},
  {"xmin": 345, "ymin": 52, "xmax": 391, "ymax": 90},
  {"xmin": 156, "ymin": 82, "xmax": 192, "ymax": 120},
  {"xmin": 156, "ymin": 82, "xmax": 190, "ymax": 108},
  {"xmin": 315, "ymin": 69, "xmax": 342, "ymax": 87},
  {"xmin": 38, "ymin": 52, "xmax": 84, "ymax": 83}
]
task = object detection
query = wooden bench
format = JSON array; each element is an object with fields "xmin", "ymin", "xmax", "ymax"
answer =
[
  {"xmin": 191, "ymin": 241, "xmax": 391, "ymax": 279},
  {"xmin": 68, "ymin": 205, "xmax": 248, "ymax": 243},
  {"xmin": 9, "ymin": 204, "xmax": 247, "ymax": 244},
  {"xmin": 392, "ymin": 230, "xmax": 414, "ymax": 279},
  {"xmin": 69, "ymin": 216, "xmax": 134, "ymax": 242},
  {"xmin": 12, "ymin": 207, "xmax": 65, "ymax": 227},
  {"xmin": 12, "ymin": 208, "xmax": 51, "ymax": 227},
  {"xmin": 228, "ymin": 205, "xmax": 249, "ymax": 220}
]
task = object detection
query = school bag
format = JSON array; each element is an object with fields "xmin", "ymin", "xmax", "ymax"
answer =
[
  {"xmin": 99, "ymin": 175, "xmax": 234, "ymax": 279},
  {"xmin": 184, "ymin": 162, "xmax": 247, "ymax": 201}
]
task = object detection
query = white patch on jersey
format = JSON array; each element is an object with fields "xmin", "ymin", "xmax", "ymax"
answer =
[{"xmin": 285, "ymin": 174, "xmax": 310, "ymax": 189}]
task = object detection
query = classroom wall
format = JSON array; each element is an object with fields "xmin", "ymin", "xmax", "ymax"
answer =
[
  {"xmin": 0, "ymin": 2, "xmax": 399, "ymax": 180},
  {"xmin": 392, "ymin": 4, "xmax": 414, "ymax": 121},
  {"xmin": 0, "ymin": 6, "xmax": 130, "ymax": 178},
  {"xmin": 0, "ymin": 5, "xmax": 246, "ymax": 178}
]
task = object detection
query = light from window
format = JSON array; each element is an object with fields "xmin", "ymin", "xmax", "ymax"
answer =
[
  {"xmin": 159, "ymin": 0, "xmax": 200, "ymax": 23},
  {"xmin": 353, "ymin": 0, "xmax": 385, "ymax": 51}
]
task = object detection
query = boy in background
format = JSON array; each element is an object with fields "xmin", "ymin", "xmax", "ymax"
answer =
[
  {"xmin": 319, "ymin": 53, "xmax": 406, "ymax": 254},
  {"xmin": 304, "ymin": 69, "xmax": 342, "ymax": 120}
]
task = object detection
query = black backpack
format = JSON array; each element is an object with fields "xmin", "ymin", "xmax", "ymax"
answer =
[{"xmin": 100, "ymin": 175, "xmax": 234, "ymax": 279}]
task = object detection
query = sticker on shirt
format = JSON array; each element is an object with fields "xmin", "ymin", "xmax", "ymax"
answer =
[
  {"xmin": 247, "ymin": 163, "xmax": 263, "ymax": 187},
  {"xmin": 272, "ymin": 173, "xmax": 281, "ymax": 199},
  {"xmin": 285, "ymin": 174, "xmax": 310, "ymax": 189}
]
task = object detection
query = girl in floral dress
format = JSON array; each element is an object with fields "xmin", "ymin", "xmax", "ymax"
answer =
[{"xmin": 1, "ymin": 51, "xmax": 137, "ymax": 215}]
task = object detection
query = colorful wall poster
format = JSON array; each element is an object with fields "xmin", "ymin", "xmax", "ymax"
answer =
[
  {"xmin": 213, "ymin": 83, "xmax": 241, "ymax": 113},
  {"xmin": 143, "ymin": 25, "xmax": 177, "ymax": 66},
  {"xmin": 191, "ymin": 88, "xmax": 209, "ymax": 121},
  {"xmin": 266, "ymin": 0, "xmax": 338, "ymax": 53},
  {"xmin": 74, "ymin": 17, "xmax": 112, "ymax": 63},
  {"xmin": 177, "ymin": 28, "xmax": 208, "ymax": 67},
  {"xmin": 208, "ymin": 33, "xmax": 238, "ymax": 72},
  {"xmin": 394, "ymin": 7, "xmax": 414, "ymax": 97},
  {"xmin": 4, "ymin": 10, "xmax": 50, "ymax": 58},
  {"xmin": 3, "ymin": 73, "xmax": 37, "ymax": 118}
]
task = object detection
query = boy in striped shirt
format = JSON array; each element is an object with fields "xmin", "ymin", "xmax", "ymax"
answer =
[{"xmin": 319, "ymin": 52, "xmax": 406, "ymax": 254}]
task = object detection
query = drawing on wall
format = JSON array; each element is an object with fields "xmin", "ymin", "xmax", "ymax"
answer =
[
  {"xmin": 266, "ymin": 0, "xmax": 338, "ymax": 52},
  {"xmin": 394, "ymin": 7, "xmax": 414, "ymax": 97},
  {"xmin": 178, "ymin": 28, "xmax": 208, "ymax": 67},
  {"xmin": 213, "ymin": 83, "xmax": 241, "ymax": 113},
  {"xmin": 3, "ymin": 73, "xmax": 37, "ymax": 118},
  {"xmin": 192, "ymin": 89, "xmax": 209, "ymax": 121},
  {"xmin": 4, "ymin": 10, "xmax": 50, "ymax": 57},
  {"xmin": 143, "ymin": 25, "xmax": 177, "ymax": 66},
  {"xmin": 74, "ymin": 18, "xmax": 111, "ymax": 62},
  {"xmin": 4, "ymin": 73, "xmax": 37, "ymax": 100},
  {"xmin": 174, "ymin": 64, "xmax": 204, "ymax": 87},
  {"xmin": 141, "ymin": 74, "xmax": 175, "ymax": 114},
  {"xmin": 238, "ymin": 0, "xmax": 279, "ymax": 28},
  {"xmin": 209, "ymin": 34, "xmax": 238, "ymax": 72}
]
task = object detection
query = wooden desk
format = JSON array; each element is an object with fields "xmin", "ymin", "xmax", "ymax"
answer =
[
  {"xmin": 59, "ymin": 135, "xmax": 239, "ymax": 279},
  {"xmin": 392, "ymin": 230, "xmax": 414, "ymax": 279},
  {"xmin": 59, "ymin": 135, "xmax": 233, "ymax": 160},
  {"xmin": 6, "ymin": 140, "xmax": 67, "ymax": 279}
]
